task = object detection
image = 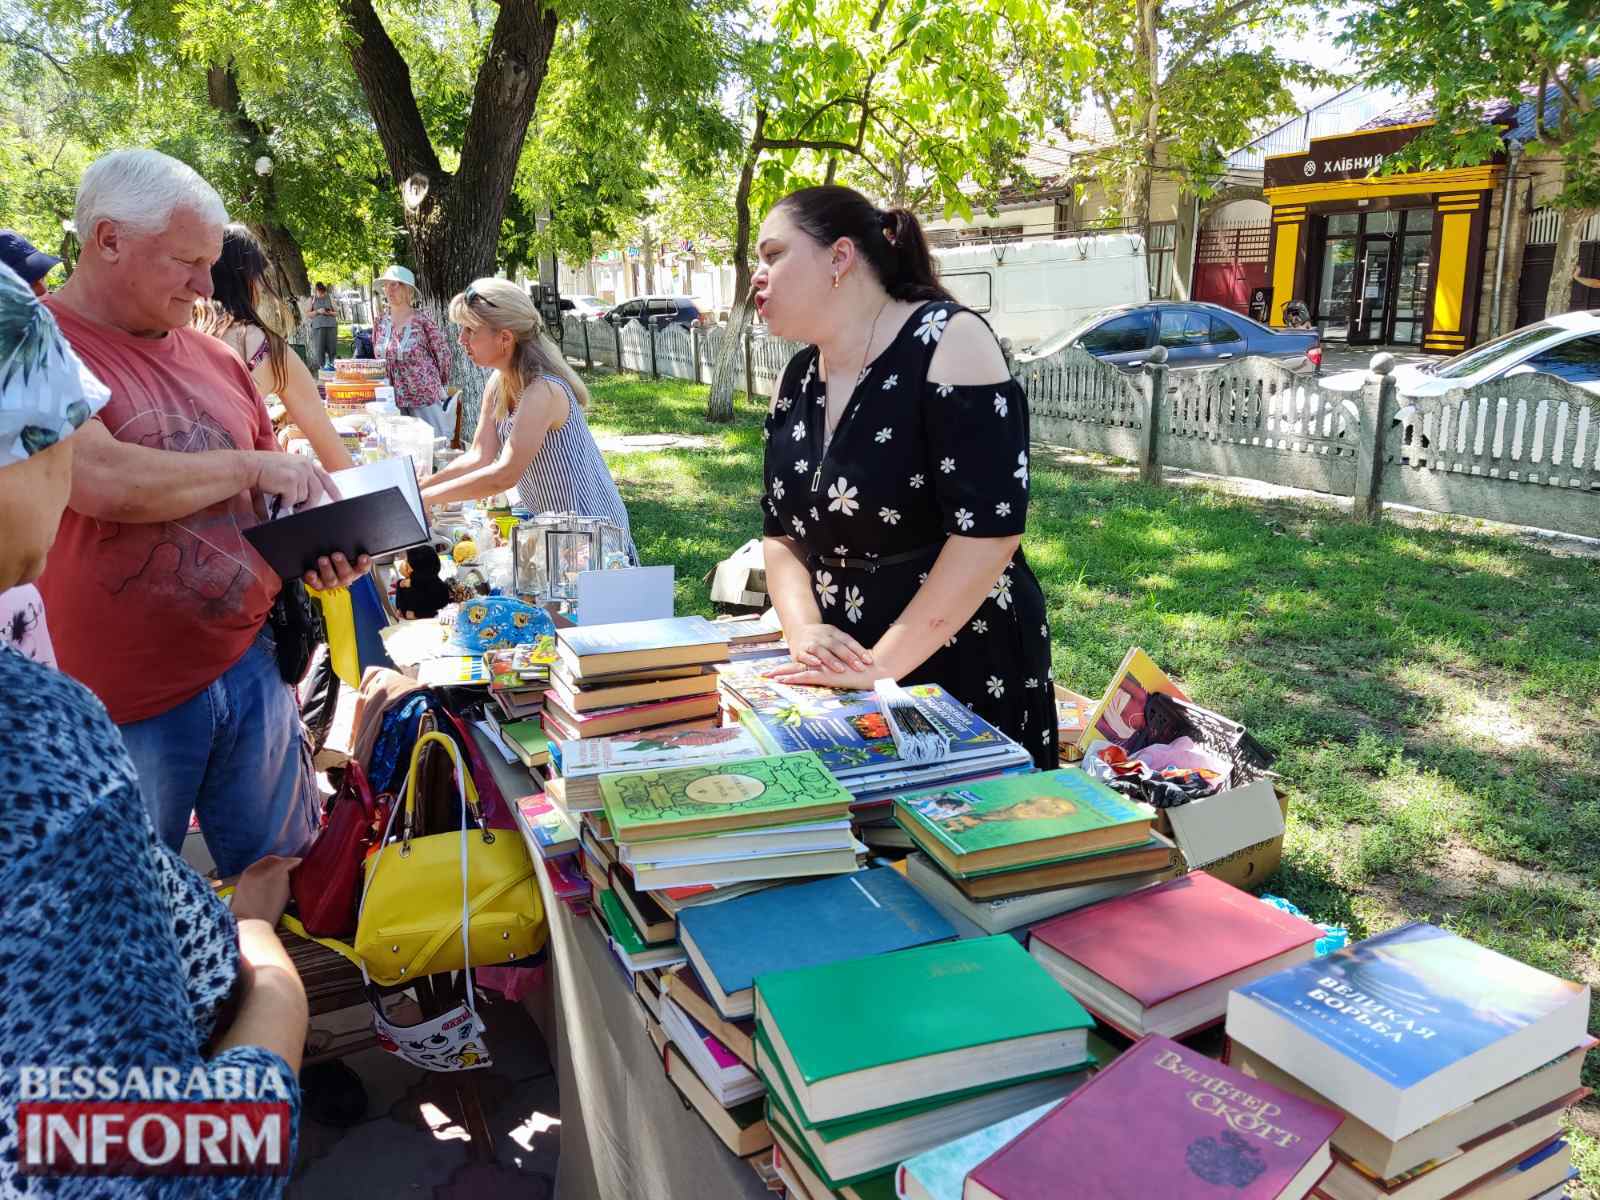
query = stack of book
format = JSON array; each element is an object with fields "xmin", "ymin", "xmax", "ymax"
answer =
[
  {"xmin": 1225, "ymin": 923, "xmax": 1593, "ymax": 1200},
  {"xmin": 893, "ymin": 769, "xmax": 1178, "ymax": 937},
  {"xmin": 546, "ymin": 723, "xmax": 768, "ymax": 817},
  {"xmin": 946, "ymin": 1033, "xmax": 1344, "ymax": 1200},
  {"xmin": 486, "ymin": 636, "xmax": 556, "ymax": 721},
  {"xmin": 598, "ymin": 752, "xmax": 862, "ymax": 893},
  {"xmin": 1027, "ymin": 870, "xmax": 1322, "ymax": 1039},
  {"xmin": 717, "ymin": 665, "xmax": 1033, "ymax": 819},
  {"xmin": 544, "ymin": 616, "xmax": 730, "ymax": 743},
  {"xmin": 756, "ymin": 936, "xmax": 1101, "ymax": 1197}
]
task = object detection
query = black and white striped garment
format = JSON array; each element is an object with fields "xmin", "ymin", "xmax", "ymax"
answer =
[{"xmin": 497, "ymin": 373, "xmax": 637, "ymax": 561}]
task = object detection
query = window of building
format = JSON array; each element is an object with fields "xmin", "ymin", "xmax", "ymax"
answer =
[{"xmin": 1147, "ymin": 221, "xmax": 1179, "ymax": 299}]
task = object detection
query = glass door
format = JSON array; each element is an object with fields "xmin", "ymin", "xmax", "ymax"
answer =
[
  {"xmin": 1389, "ymin": 211, "xmax": 1432, "ymax": 345},
  {"xmin": 1353, "ymin": 237, "xmax": 1393, "ymax": 344},
  {"xmin": 1315, "ymin": 216, "xmax": 1360, "ymax": 342}
]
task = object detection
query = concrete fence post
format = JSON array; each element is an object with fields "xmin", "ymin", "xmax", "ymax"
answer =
[
  {"xmin": 1139, "ymin": 344, "xmax": 1169, "ymax": 485},
  {"xmin": 1353, "ymin": 352, "xmax": 1397, "ymax": 521}
]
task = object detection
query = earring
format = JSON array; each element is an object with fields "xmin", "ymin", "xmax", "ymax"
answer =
[{"xmin": 831, "ymin": 272, "xmax": 839, "ymax": 289}]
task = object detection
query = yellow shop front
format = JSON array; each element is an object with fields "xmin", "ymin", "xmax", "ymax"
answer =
[{"xmin": 1264, "ymin": 123, "xmax": 1503, "ymax": 353}]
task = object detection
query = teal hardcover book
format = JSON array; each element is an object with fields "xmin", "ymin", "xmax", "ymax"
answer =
[{"xmin": 895, "ymin": 1102, "xmax": 1060, "ymax": 1200}]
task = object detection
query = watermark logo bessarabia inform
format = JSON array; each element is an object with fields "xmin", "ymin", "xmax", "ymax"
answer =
[{"xmin": 13, "ymin": 1065, "xmax": 293, "ymax": 1176}]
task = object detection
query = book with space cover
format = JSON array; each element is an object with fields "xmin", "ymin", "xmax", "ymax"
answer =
[
  {"xmin": 1029, "ymin": 871, "xmax": 1321, "ymax": 1039},
  {"xmin": 962, "ymin": 1034, "xmax": 1342, "ymax": 1200},
  {"xmin": 556, "ymin": 614, "xmax": 729, "ymax": 677},
  {"xmin": 720, "ymin": 665, "xmax": 1020, "ymax": 782},
  {"xmin": 896, "ymin": 1102, "xmax": 1059, "ymax": 1200},
  {"xmin": 676, "ymin": 867, "xmax": 956, "ymax": 1019},
  {"xmin": 1075, "ymin": 646, "xmax": 1190, "ymax": 754},
  {"xmin": 244, "ymin": 456, "xmax": 429, "ymax": 578},
  {"xmin": 598, "ymin": 751, "xmax": 853, "ymax": 843},
  {"xmin": 755, "ymin": 935, "xmax": 1094, "ymax": 1125},
  {"xmin": 893, "ymin": 769, "xmax": 1155, "ymax": 875},
  {"xmin": 1226, "ymin": 922, "xmax": 1592, "ymax": 1143}
]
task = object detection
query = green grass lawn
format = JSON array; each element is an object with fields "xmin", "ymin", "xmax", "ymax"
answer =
[{"xmin": 584, "ymin": 370, "xmax": 1600, "ymax": 1194}]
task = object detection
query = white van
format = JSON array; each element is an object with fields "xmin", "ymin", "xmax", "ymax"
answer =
[{"xmin": 933, "ymin": 233, "xmax": 1150, "ymax": 352}]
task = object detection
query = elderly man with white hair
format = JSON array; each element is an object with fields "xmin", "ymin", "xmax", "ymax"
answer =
[{"xmin": 38, "ymin": 148, "xmax": 369, "ymax": 878}]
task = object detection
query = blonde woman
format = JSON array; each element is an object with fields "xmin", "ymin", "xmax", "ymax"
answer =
[{"xmin": 422, "ymin": 277, "xmax": 636, "ymax": 558}]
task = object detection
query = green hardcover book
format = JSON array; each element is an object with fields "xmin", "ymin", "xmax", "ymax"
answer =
[
  {"xmin": 754, "ymin": 935, "xmax": 1093, "ymax": 1124},
  {"xmin": 497, "ymin": 718, "xmax": 551, "ymax": 766},
  {"xmin": 892, "ymin": 768, "xmax": 1155, "ymax": 875},
  {"xmin": 599, "ymin": 751, "xmax": 853, "ymax": 844},
  {"xmin": 598, "ymin": 888, "xmax": 647, "ymax": 956}
]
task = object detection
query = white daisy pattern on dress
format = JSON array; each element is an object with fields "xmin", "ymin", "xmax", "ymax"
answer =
[
  {"xmin": 794, "ymin": 458, "xmax": 809, "ymax": 475},
  {"xmin": 833, "ymin": 545, "xmax": 850, "ymax": 556},
  {"xmin": 909, "ymin": 473, "xmax": 925, "ymax": 489},
  {"xmin": 827, "ymin": 477, "xmax": 859, "ymax": 516},
  {"xmin": 776, "ymin": 394, "xmax": 792, "ymax": 412},
  {"xmin": 986, "ymin": 676, "xmax": 1005, "ymax": 699},
  {"xmin": 881, "ymin": 374, "xmax": 898, "ymax": 391},
  {"xmin": 995, "ymin": 500, "xmax": 1012, "ymax": 517},
  {"xmin": 879, "ymin": 507, "xmax": 900, "ymax": 525},
  {"xmin": 810, "ymin": 506, "xmax": 820, "ymax": 521},
  {"xmin": 936, "ymin": 383, "xmax": 954, "ymax": 397},
  {"xmin": 954, "ymin": 508, "xmax": 974, "ymax": 531},
  {"xmin": 993, "ymin": 392, "xmax": 1008, "ymax": 418},
  {"xmin": 940, "ymin": 457, "xmax": 956, "ymax": 474},
  {"xmin": 971, "ymin": 619, "xmax": 988, "ymax": 635},
  {"xmin": 814, "ymin": 571, "xmax": 837, "ymax": 608},
  {"xmin": 1025, "ymin": 677, "xmax": 1039, "ymax": 690},
  {"xmin": 1014, "ymin": 450, "xmax": 1029, "ymax": 488},
  {"xmin": 791, "ymin": 515, "xmax": 806, "ymax": 538},
  {"xmin": 791, "ymin": 422, "xmax": 805, "ymax": 442},
  {"xmin": 800, "ymin": 359, "xmax": 815, "ymax": 392},
  {"xmin": 915, "ymin": 307, "xmax": 949, "ymax": 344},
  {"xmin": 990, "ymin": 571, "xmax": 1013, "ymax": 610},
  {"xmin": 875, "ymin": 427, "xmax": 893, "ymax": 444},
  {"xmin": 1041, "ymin": 623, "xmax": 1049, "ymax": 639},
  {"xmin": 772, "ymin": 478, "xmax": 785, "ymax": 500},
  {"xmin": 844, "ymin": 586, "xmax": 864, "ymax": 624}
]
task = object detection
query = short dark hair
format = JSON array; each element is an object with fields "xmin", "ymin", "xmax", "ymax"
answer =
[
  {"xmin": 774, "ymin": 186, "xmax": 951, "ymax": 304},
  {"xmin": 314, "ymin": 281, "xmax": 328, "ymax": 292}
]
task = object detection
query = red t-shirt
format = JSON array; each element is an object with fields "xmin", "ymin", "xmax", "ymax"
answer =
[{"xmin": 39, "ymin": 299, "xmax": 281, "ymax": 724}]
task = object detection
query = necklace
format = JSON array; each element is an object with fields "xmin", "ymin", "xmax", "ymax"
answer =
[{"xmin": 822, "ymin": 297, "xmax": 891, "ymax": 450}]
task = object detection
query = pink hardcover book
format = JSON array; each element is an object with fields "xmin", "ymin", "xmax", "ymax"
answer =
[
  {"xmin": 965, "ymin": 1035, "xmax": 1342, "ymax": 1200},
  {"xmin": 703, "ymin": 1032, "xmax": 741, "ymax": 1072}
]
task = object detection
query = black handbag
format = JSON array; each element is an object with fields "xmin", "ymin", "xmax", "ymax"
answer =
[{"xmin": 268, "ymin": 579, "xmax": 326, "ymax": 685}]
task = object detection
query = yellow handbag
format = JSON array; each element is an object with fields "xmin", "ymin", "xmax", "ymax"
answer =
[{"xmin": 354, "ymin": 731, "xmax": 546, "ymax": 986}]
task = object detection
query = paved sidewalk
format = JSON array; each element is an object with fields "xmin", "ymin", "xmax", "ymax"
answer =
[
  {"xmin": 1318, "ymin": 342, "xmax": 1435, "ymax": 375},
  {"xmin": 288, "ymin": 996, "xmax": 559, "ymax": 1199}
]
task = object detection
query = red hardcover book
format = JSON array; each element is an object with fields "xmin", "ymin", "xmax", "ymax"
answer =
[
  {"xmin": 965, "ymin": 1034, "xmax": 1342, "ymax": 1200},
  {"xmin": 1027, "ymin": 872, "xmax": 1320, "ymax": 1038}
]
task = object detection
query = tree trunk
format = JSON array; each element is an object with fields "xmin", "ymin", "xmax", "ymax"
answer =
[
  {"xmin": 1545, "ymin": 206, "xmax": 1596, "ymax": 319},
  {"xmin": 642, "ymin": 224, "xmax": 657, "ymax": 294},
  {"xmin": 707, "ymin": 108, "xmax": 766, "ymax": 422},
  {"xmin": 204, "ymin": 63, "xmax": 311, "ymax": 300},
  {"xmin": 339, "ymin": 0, "xmax": 557, "ymax": 302},
  {"xmin": 1129, "ymin": 0, "xmax": 1161, "ymax": 252}
]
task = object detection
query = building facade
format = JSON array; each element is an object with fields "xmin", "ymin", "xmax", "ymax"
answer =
[{"xmin": 1263, "ymin": 122, "xmax": 1505, "ymax": 353}]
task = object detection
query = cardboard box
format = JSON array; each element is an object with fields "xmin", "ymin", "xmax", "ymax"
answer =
[
  {"xmin": 1155, "ymin": 778, "xmax": 1288, "ymax": 890},
  {"xmin": 704, "ymin": 538, "xmax": 768, "ymax": 609}
]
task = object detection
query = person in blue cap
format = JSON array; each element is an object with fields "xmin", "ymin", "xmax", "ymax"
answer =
[{"xmin": 0, "ymin": 230, "xmax": 63, "ymax": 296}]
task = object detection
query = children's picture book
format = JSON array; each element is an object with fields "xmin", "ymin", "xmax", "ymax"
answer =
[
  {"xmin": 1075, "ymin": 647, "xmax": 1190, "ymax": 754},
  {"xmin": 599, "ymin": 751, "xmax": 853, "ymax": 843}
]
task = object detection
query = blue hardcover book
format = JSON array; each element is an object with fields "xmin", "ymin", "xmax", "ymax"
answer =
[
  {"xmin": 894, "ymin": 1101, "xmax": 1058, "ymax": 1200},
  {"xmin": 557, "ymin": 616, "xmax": 725, "ymax": 671},
  {"xmin": 677, "ymin": 866, "xmax": 957, "ymax": 1020},
  {"xmin": 721, "ymin": 664, "xmax": 1015, "ymax": 781},
  {"xmin": 1226, "ymin": 922, "xmax": 1591, "ymax": 1141}
]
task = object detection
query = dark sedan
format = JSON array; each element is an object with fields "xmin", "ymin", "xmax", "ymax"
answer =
[{"xmin": 1031, "ymin": 302, "xmax": 1323, "ymax": 375}]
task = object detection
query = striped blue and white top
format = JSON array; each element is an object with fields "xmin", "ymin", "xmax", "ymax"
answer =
[{"xmin": 498, "ymin": 373, "xmax": 636, "ymax": 561}]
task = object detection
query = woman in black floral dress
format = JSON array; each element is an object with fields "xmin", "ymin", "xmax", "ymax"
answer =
[{"xmin": 754, "ymin": 186, "xmax": 1058, "ymax": 767}]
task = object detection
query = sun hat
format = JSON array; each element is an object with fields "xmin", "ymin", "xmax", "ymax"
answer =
[
  {"xmin": 0, "ymin": 262, "xmax": 110, "ymax": 466},
  {"xmin": 376, "ymin": 265, "xmax": 419, "ymax": 300},
  {"xmin": 0, "ymin": 231, "xmax": 62, "ymax": 286}
]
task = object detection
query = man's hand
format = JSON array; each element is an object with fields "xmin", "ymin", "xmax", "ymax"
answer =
[
  {"xmin": 303, "ymin": 552, "xmax": 372, "ymax": 590},
  {"xmin": 251, "ymin": 451, "xmax": 340, "ymax": 519},
  {"xmin": 231, "ymin": 855, "xmax": 301, "ymax": 925}
]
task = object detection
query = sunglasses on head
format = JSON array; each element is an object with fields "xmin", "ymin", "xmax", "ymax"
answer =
[{"xmin": 464, "ymin": 285, "xmax": 498, "ymax": 309}]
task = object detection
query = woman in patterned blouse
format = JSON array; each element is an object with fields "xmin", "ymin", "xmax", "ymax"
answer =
[
  {"xmin": 374, "ymin": 264, "xmax": 453, "ymax": 440},
  {"xmin": 0, "ymin": 261, "xmax": 307, "ymax": 1196}
]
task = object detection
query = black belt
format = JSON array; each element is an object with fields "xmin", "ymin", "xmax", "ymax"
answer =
[{"xmin": 807, "ymin": 543, "xmax": 942, "ymax": 575}]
